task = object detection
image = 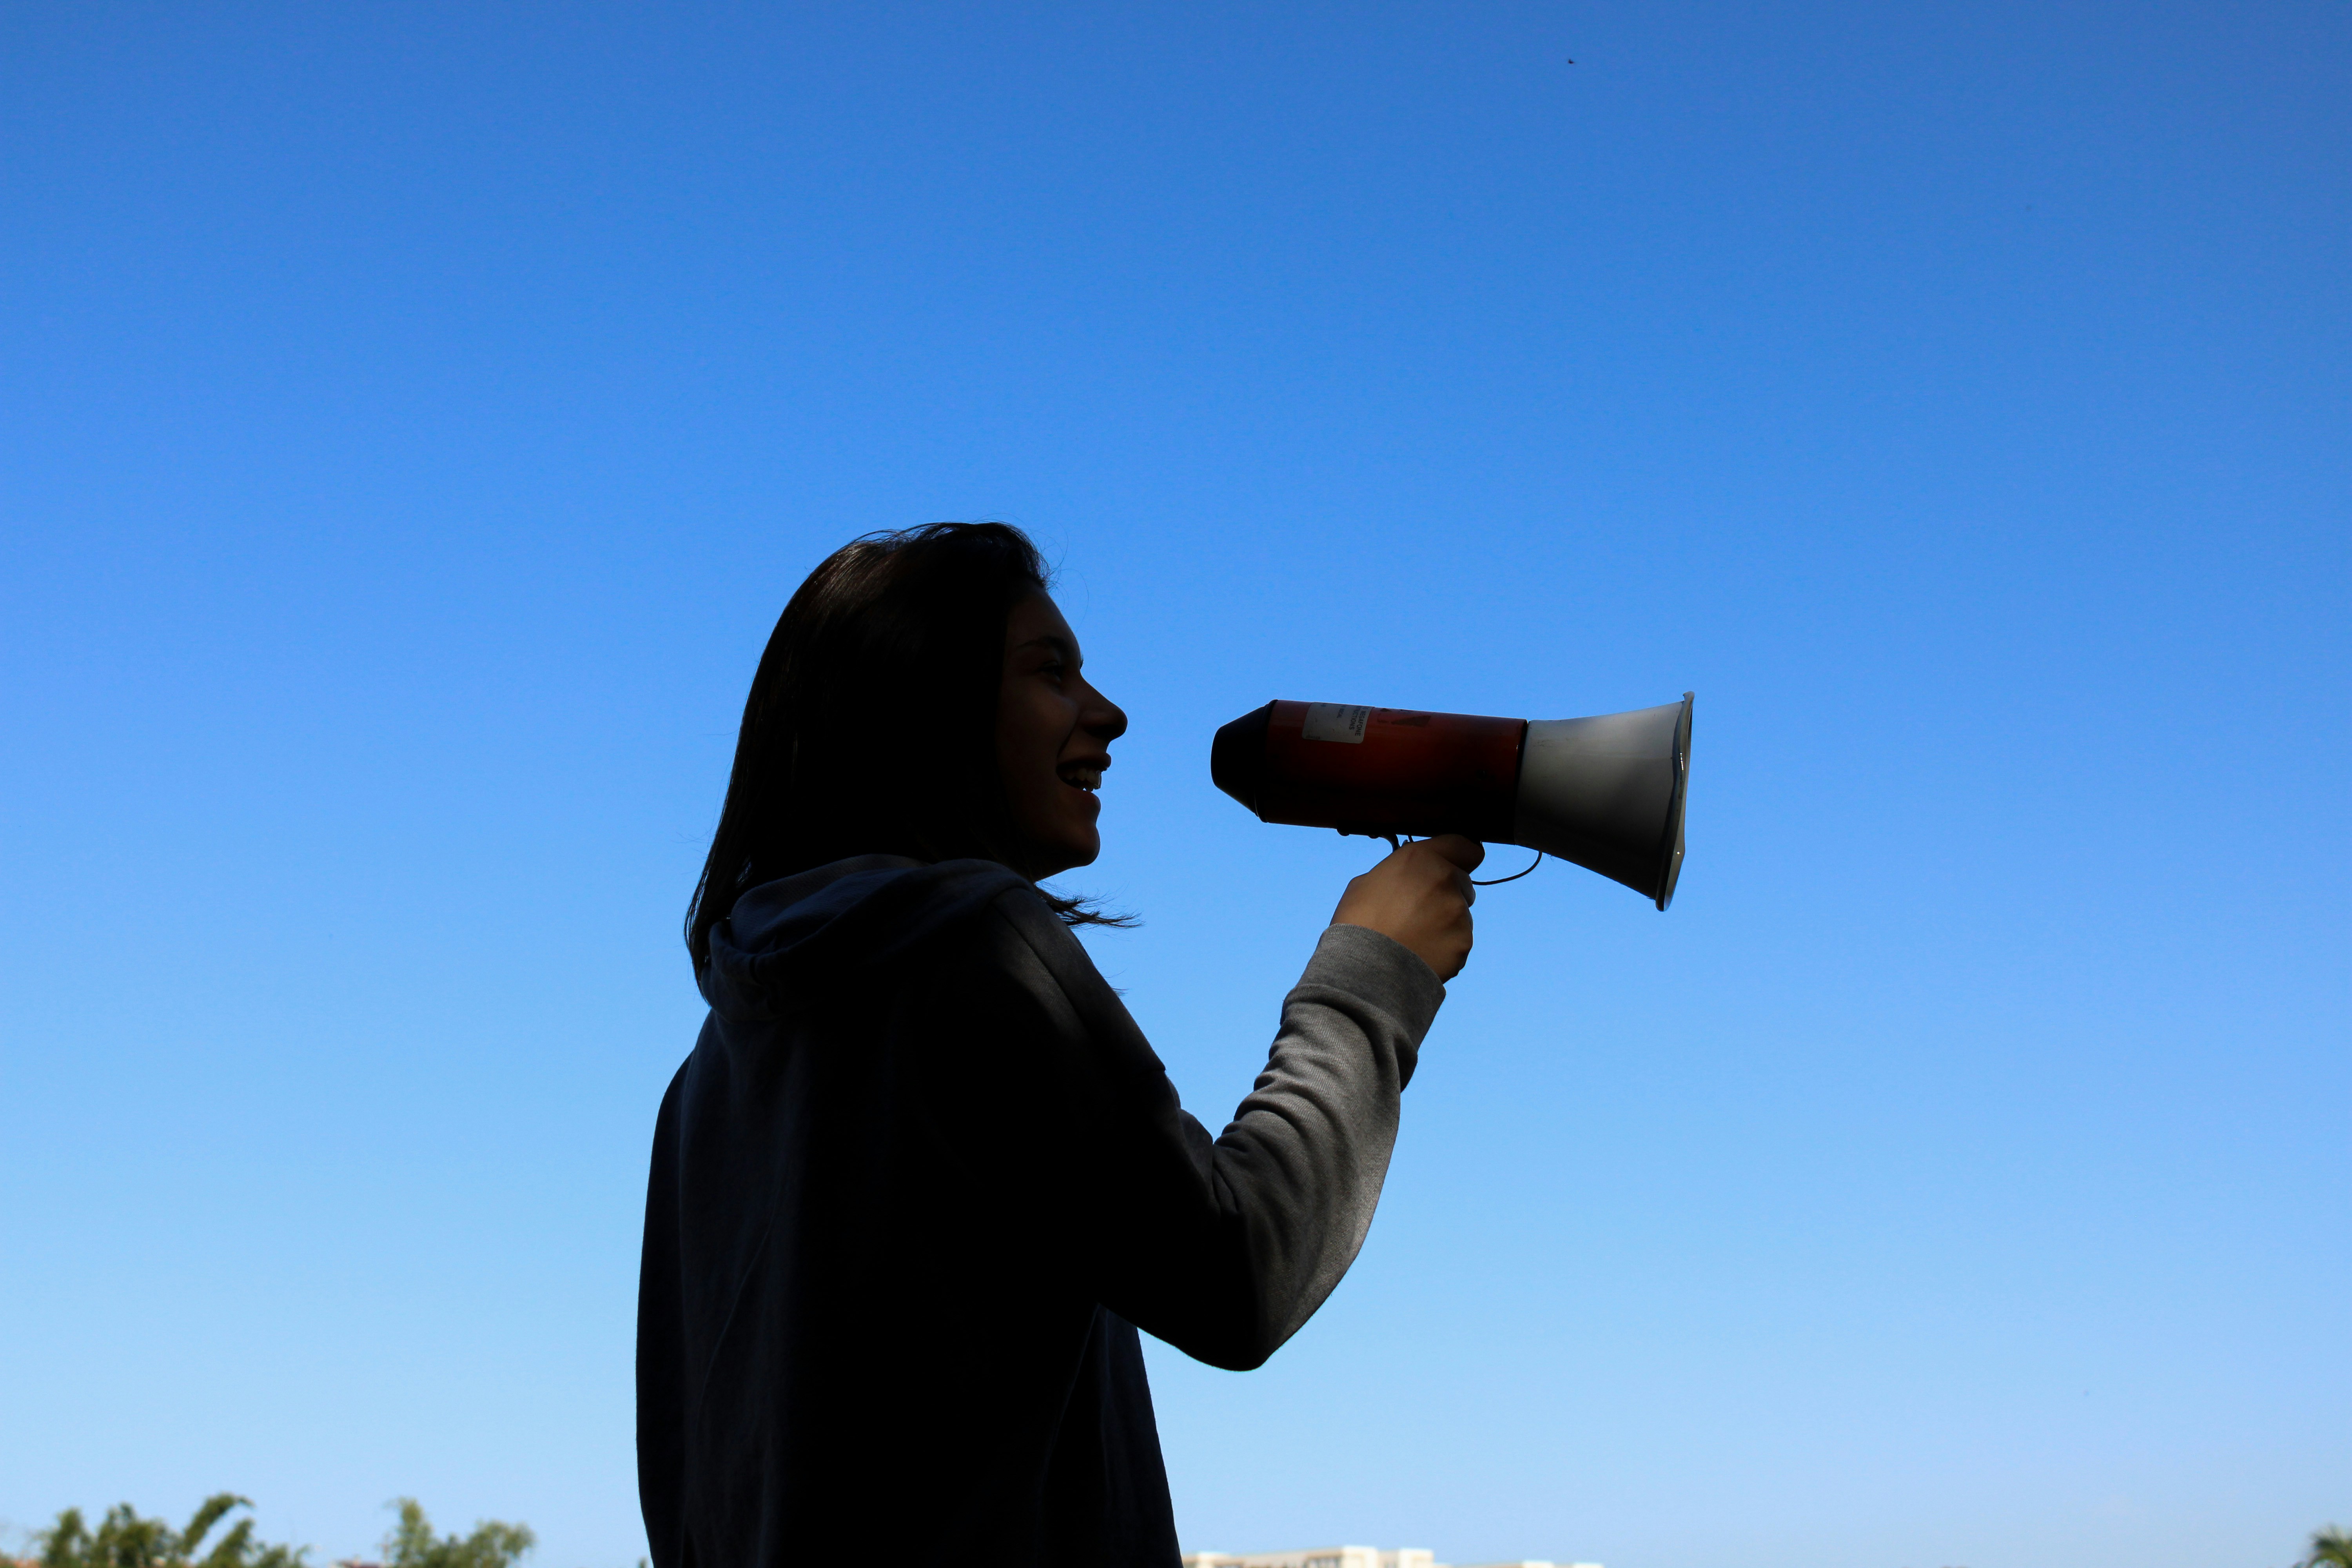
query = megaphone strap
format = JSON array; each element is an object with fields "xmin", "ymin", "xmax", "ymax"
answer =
[{"xmin": 1470, "ymin": 851, "xmax": 1543, "ymax": 886}]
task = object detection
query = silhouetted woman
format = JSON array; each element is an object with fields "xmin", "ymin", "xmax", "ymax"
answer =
[{"xmin": 637, "ymin": 523, "xmax": 1480, "ymax": 1566}]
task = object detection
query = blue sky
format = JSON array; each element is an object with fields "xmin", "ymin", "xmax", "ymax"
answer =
[{"xmin": 2, "ymin": 4, "xmax": 2343, "ymax": 1566}]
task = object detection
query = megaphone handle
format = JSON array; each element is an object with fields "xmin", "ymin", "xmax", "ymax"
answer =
[{"xmin": 1343, "ymin": 827, "xmax": 1544, "ymax": 886}]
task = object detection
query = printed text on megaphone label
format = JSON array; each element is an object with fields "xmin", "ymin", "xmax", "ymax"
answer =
[{"xmin": 1302, "ymin": 703, "xmax": 1372, "ymax": 744}]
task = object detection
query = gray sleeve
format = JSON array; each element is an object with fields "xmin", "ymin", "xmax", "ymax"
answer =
[
  {"xmin": 957, "ymin": 893, "xmax": 1449, "ymax": 1370},
  {"xmin": 1207, "ymin": 922, "xmax": 1447, "ymax": 1356}
]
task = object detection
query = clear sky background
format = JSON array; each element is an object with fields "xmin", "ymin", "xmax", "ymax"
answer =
[{"xmin": 2, "ymin": 4, "xmax": 2344, "ymax": 1566}]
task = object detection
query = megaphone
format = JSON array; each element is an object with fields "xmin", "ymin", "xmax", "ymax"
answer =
[{"xmin": 1210, "ymin": 694, "xmax": 1694, "ymax": 909}]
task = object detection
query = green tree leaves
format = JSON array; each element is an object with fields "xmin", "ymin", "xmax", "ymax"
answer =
[
  {"xmin": 379, "ymin": 1501, "xmax": 532, "ymax": 1568},
  {"xmin": 24, "ymin": 1497, "xmax": 535, "ymax": 1568},
  {"xmin": 30, "ymin": 1494, "xmax": 303, "ymax": 1568},
  {"xmin": 2297, "ymin": 1525, "xmax": 2352, "ymax": 1568}
]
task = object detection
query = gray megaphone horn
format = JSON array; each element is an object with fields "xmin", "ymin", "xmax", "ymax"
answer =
[{"xmin": 1210, "ymin": 693, "xmax": 1694, "ymax": 909}]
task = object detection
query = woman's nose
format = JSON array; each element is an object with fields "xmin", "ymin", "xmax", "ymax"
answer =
[{"xmin": 1087, "ymin": 689, "xmax": 1129, "ymax": 742}]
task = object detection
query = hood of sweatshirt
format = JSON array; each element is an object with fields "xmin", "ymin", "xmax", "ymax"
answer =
[{"xmin": 697, "ymin": 855, "xmax": 1035, "ymax": 1024}]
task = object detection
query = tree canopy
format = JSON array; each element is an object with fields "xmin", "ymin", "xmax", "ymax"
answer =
[
  {"xmin": 31, "ymin": 1494, "xmax": 303, "ymax": 1568},
  {"xmin": 379, "ymin": 1501, "xmax": 532, "ymax": 1568},
  {"xmin": 22, "ymin": 1497, "xmax": 535, "ymax": 1568},
  {"xmin": 2298, "ymin": 1525, "xmax": 2352, "ymax": 1568}
]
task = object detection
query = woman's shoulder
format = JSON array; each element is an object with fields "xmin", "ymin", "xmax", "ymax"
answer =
[
  {"xmin": 700, "ymin": 856, "xmax": 1049, "ymax": 1017},
  {"xmin": 727, "ymin": 857, "xmax": 1034, "ymax": 956}
]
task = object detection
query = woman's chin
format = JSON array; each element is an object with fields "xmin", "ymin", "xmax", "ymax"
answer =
[
  {"xmin": 1010, "ymin": 822, "xmax": 1101, "ymax": 881},
  {"xmin": 1049, "ymin": 828, "xmax": 1102, "ymax": 877}
]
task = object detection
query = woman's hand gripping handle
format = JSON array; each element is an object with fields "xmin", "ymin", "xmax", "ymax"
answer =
[{"xmin": 1330, "ymin": 834, "xmax": 1485, "ymax": 982}]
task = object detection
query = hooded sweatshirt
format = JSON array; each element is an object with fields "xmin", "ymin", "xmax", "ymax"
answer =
[{"xmin": 637, "ymin": 855, "xmax": 1446, "ymax": 1568}]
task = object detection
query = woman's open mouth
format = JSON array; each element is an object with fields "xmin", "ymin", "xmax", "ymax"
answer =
[{"xmin": 1057, "ymin": 761, "xmax": 1105, "ymax": 793}]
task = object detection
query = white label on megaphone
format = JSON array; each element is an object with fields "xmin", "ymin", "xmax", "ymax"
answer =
[{"xmin": 1301, "ymin": 703, "xmax": 1371, "ymax": 744}]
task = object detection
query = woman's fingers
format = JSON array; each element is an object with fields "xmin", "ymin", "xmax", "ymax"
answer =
[
  {"xmin": 1330, "ymin": 836, "xmax": 1487, "ymax": 982},
  {"xmin": 1417, "ymin": 833, "xmax": 1487, "ymax": 873}
]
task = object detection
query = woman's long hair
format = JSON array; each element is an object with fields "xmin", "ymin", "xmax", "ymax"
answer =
[{"xmin": 686, "ymin": 522, "xmax": 1119, "ymax": 966}]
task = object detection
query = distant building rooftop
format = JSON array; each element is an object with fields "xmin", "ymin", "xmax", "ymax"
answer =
[{"xmin": 1182, "ymin": 1549, "xmax": 1599, "ymax": 1568}]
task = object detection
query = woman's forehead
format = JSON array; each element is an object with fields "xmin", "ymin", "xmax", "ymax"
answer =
[{"xmin": 1005, "ymin": 593, "xmax": 1080, "ymax": 659}]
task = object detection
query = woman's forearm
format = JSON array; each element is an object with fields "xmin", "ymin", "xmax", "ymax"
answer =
[{"xmin": 1194, "ymin": 922, "xmax": 1446, "ymax": 1366}]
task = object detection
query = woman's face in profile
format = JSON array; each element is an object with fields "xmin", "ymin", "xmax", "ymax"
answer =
[{"xmin": 997, "ymin": 593, "xmax": 1129, "ymax": 881}]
